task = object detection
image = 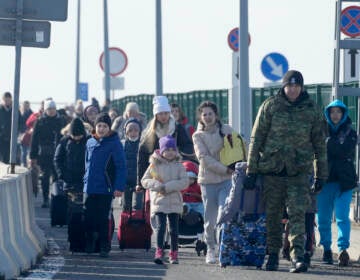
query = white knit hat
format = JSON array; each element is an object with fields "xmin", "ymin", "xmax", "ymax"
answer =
[
  {"xmin": 44, "ymin": 99, "xmax": 56, "ymax": 110},
  {"xmin": 153, "ymin": 96, "xmax": 171, "ymax": 115}
]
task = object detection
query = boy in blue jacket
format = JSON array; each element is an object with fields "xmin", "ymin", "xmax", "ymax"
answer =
[{"xmin": 83, "ymin": 113, "xmax": 126, "ymax": 257}]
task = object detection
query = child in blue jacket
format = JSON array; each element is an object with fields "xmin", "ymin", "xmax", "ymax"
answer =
[{"xmin": 83, "ymin": 113, "xmax": 126, "ymax": 257}]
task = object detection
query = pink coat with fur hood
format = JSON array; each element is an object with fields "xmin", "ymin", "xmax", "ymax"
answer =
[{"xmin": 141, "ymin": 150, "xmax": 188, "ymax": 215}]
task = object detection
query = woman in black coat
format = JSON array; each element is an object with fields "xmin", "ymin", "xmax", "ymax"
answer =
[{"xmin": 54, "ymin": 118, "xmax": 88, "ymax": 195}]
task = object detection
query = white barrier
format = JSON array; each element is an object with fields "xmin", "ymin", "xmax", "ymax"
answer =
[{"xmin": 0, "ymin": 164, "xmax": 46, "ymax": 279}]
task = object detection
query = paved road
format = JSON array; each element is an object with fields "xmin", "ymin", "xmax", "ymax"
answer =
[{"xmin": 18, "ymin": 195, "xmax": 360, "ymax": 280}]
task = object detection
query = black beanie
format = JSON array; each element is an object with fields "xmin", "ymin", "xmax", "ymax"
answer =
[
  {"xmin": 94, "ymin": 112, "xmax": 112, "ymax": 128},
  {"xmin": 69, "ymin": 117, "xmax": 86, "ymax": 136},
  {"xmin": 282, "ymin": 70, "xmax": 304, "ymax": 88}
]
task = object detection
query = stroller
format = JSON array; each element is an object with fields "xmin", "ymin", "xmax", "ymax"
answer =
[{"xmin": 178, "ymin": 205, "xmax": 207, "ymax": 256}]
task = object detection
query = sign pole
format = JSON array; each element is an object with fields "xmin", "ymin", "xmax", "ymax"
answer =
[
  {"xmin": 75, "ymin": 0, "xmax": 81, "ymax": 102},
  {"xmin": 103, "ymin": 0, "xmax": 111, "ymax": 101},
  {"xmin": 238, "ymin": 0, "xmax": 251, "ymax": 143},
  {"xmin": 9, "ymin": 0, "xmax": 23, "ymax": 173},
  {"xmin": 156, "ymin": 0, "xmax": 163, "ymax": 96}
]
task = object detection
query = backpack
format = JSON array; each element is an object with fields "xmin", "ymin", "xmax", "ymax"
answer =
[{"xmin": 220, "ymin": 132, "xmax": 247, "ymax": 169}]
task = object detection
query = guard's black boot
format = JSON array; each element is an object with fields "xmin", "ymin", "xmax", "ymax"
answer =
[
  {"xmin": 290, "ymin": 258, "xmax": 308, "ymax": 273},
  {"xmin": 322, "ymin": 250, "xmax": 333, "ymax": 264},
  {"xmin": 266, "ymin": 253, "xmax": 279, "ymax": 271}
]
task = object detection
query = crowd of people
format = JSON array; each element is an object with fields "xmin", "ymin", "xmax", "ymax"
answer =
[{"xmin": 0, "ymin": 69, "xmax": 357, "ymax": 272}]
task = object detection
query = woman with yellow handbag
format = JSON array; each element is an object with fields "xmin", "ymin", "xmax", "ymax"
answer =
[{"xmin": 192, "ymin": 101, "xmax": 246, "ymax": 265}]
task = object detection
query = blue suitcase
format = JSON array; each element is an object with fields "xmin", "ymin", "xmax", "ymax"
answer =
[{"xmin": 219, "ymin": 213, "xmax": 266, "ymax": 268}]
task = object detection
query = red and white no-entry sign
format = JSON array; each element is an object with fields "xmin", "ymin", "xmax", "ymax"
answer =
[{"xmin": 99, "ymin": 47, "xmax": 128, "ymax": 77}]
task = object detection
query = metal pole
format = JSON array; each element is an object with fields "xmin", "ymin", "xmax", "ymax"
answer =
[
  {"xmin": 156, "ymin": 0, "xmax": 163, "ymax": 96},
  {"xmin": 9, "ymin": 0, "xmax": 23, "ymax": 173},
  {"xmin": 332, "ymin": 0, "xmax": 341, "ymax": 100},
  {"xmin": 75, "ymin": 0, "xmax": 81, "ymax": 103},
  {"xmin": 238, "ymin": 0, "xmax": 251, "ymax": 143},
  {"xmin": 103, "ymin": 0, "xmax": 111, "ymax": 101}
]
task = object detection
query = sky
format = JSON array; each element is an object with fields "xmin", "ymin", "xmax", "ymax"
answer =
[{"xmin": 0, "ymin": 0, "xmax": 347, "ymax": 108}]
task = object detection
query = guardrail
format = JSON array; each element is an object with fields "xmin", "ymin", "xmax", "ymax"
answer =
[{"xmin": 0, "ymin": 163, "xmax": 46, "ymax": 280}]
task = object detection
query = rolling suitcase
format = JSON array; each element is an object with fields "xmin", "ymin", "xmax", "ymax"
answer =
[
  {"xmin": 117, "ymin": 192, "xmax": 152, "ymax": 250},
  {"xmin": 68, "ymin": 200, "xmax": 115, "ymax": 253},
  {"xmin": 50, "ymin": 180, "xmax": 68, "ymax": 227},
  {"xmin": 218, "ymin": 163, "xmax": 266, "ymax": 268},
  {"xmin": 67, "ymin": 196, "xmax": 86, "ymax": 252}
]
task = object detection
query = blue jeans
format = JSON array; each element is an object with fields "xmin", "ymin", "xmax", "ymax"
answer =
[
  {"xmin": 316, "ymin": 182, "xmax": 353, "ymax": 252},
  {"xmin": 200, "ymin": 179, "xmax": 231, "ymax": 249}
]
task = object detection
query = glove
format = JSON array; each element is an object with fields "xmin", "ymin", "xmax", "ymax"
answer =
[
  {"xmin": 243, "ymin": 173, "xmax": 257, "ymax": 190},
  {"xmin": 310, "ymin": 179, "xmax": 325, "ymax": 194}
]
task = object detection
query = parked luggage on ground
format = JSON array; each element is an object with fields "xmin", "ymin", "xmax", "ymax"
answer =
[{"xmin": 50, "ymin": 180, "xmax": 68, "ymax": 227}]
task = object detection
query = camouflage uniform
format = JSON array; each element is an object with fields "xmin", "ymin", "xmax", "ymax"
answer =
[{"xmin": 247, "ymin": 89, "xmax": 328, "ymax": 260}]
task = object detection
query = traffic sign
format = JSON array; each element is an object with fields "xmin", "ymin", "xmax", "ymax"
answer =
[
  {"xmin": 340, "ymin": 6, "xmax": 360, "ymax": 37},
  {"xmin": 261, "ymin": 52, "xmax": 289, "ymax": 82},
  {"xmin": 227, "ymin": 27, "xmax": 251, "ymax": 52},
  {"xmin": 99, "ymin": 47, "xmax": 128, "ymax": 77},
  {"xmin": 0, "ymin": 0, "xmax": 68, "ymax": 21},
  {"xmin": 79, "ymin": 83, "xmax": 88, "ymax": 101},
  {"xmin": 0, "ymin": 19, "xmax": 50, "ymax": 48},
  {"xmin": 102, "ymin": 77, "xmax": 125, "ymax": 90}
]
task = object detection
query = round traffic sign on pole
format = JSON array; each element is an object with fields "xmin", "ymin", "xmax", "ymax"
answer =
[
  {"xmin": 261, "ymin": 52, "xmax": 289, "ymax": 82},
  {"xmin": 99, "ymin": 47, "xmax": 128, "ymax": 77},
  {"xmin": 340, "ymin": 6, "xmax": 360, "ymax": 37},
  {"xmin": 227, "ymin": 27, "xmax": 251, "ymax": 52}
]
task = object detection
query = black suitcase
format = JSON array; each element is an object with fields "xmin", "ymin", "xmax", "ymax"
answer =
[
  {"xmin": 68, "ymin": 202, "xmax": 115, "ymax": 253},
  {"xmin": 68, "ymin": 199, "xmax": 86, "ymax": 252},
  {"xmin": 50, "ymin": 180, "xmax": 68, "ymax": 227}
]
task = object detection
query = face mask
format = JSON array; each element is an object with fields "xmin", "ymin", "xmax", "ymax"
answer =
[{"xmin": 128, "ymin": 136, "xmax": 139, "ymax": 142}]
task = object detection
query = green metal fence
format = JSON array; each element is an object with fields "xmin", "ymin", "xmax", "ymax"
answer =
[
  {"xmin": 111, "ymin": 89, "xmax": 229, "ymax": 127},
  {"xmin": 111, "ymin": 82, "xmax": 359, "ymax": 128}
]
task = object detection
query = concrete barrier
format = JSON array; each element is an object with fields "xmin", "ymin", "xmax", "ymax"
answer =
[{"xmin": 0, "ymin": 163, "xmax": 46, "ymax": 279}]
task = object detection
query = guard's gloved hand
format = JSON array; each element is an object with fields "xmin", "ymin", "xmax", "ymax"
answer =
[
  {"xmin": 310, "ymin": 178, "xmax": 325, "ymax": 194},
  {"xmin": 243, "ymin": 173, "xmax": 257, "ymax": 190}
]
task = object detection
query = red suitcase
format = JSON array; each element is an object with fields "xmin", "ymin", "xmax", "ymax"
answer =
[{"xmin": 117, "ymin": 191, "xmax": 152, "ymax": 250}]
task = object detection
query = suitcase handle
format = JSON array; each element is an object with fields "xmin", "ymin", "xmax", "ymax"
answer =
[{"xmin": 128, "ymin": 189, "xmax": 148, "ymax": 221}]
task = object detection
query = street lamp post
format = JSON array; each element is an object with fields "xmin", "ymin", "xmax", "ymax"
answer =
[
  {"xmin": 238, "ymin": 0, "xmax": 251, "ymax": 143},
  {"xmin": 155, "ymin": 0, "xmax": 163, "ymax": 96},
  {"xmin": 103, "ymin": 0, "xmax": 111, "ymax": 101}
]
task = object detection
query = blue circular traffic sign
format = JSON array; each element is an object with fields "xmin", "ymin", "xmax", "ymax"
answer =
[
  {"xmin": 261, "ymin": 52, "xmax": 289, "ymax": 82},
  {"xmin": 341, "ymin": 6, "xmax": 360, "ymax": 37}
]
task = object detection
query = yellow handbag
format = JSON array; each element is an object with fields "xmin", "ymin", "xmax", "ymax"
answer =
[{"xmin": 220, "ymin": 132, "xmax": 247, "ymax": 169}]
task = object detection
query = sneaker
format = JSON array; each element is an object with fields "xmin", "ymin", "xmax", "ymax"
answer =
[
  {"xmin": 304, "ymin": 252, "xmax": 311, "ymax": 268},
  {"xmin": 338, "ymin": 250, "xmax": 350, "ymax": 267},
  {"xmin": 265, "ymin": 253, "xmax": 279, "ymax": 271},
  {"xmin": 169, "ymin": 250, "xmax": 179, "ymax": 264},
  {"xmin": 205, "ymin": 248, "xmax": 216, "ymax": 264},
  {"xmin": 322, "ymin": 250, "xmax": 333, "ymax": 264},
  {"xmin": 154, "ymin": 248, "xmax": 164, "ymax": 265},
  {"xmin": 289, "ymin": 258, "xmax": 308, "ymax": 273}
]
